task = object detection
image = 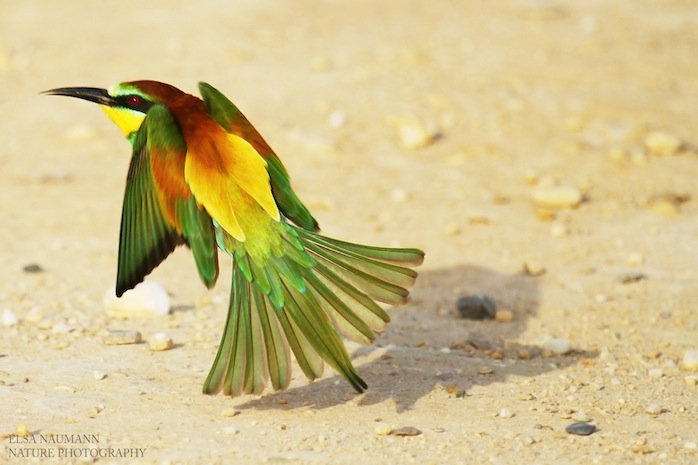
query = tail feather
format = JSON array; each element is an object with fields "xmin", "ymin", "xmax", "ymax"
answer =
[
  {"xmin": 312, "ymin": 261, "xmax": 390, "ymax": 330},
  {"xmin": 302, "ymin": 240, "xmax": 410, "ymax": 305},
  {"xmin": 304, "ymin": 272, "xmax": 375, "ymax": 344},
  {"xmin": 251, "ymin": 287, "xmax": 291, "ymax": 391},
  {"xmin": 298, "ymin": 230, "xmax": 424, "ymax": 266},
  {"xmin": 281, "ymin": 278, "xmax": 367, "ymax": 392},
  {"xmin": 270, "ymin": 291, "xmax": 325, "ymax": 383},
  {"xmin": 203, "ymin": 265, "xmax": 250, "ymax": 396},
  {"xmin": 204, "ymin": 225, "xmax": 423, "ymax": 396},
  {"xmin": 300, "ymin": 232, "xmax": 418, "ymax": 288}
]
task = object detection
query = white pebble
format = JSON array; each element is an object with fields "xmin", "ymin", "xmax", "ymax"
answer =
[
  {"xmin": 544, "ymin": 338, "xmax": 572, "ymax": 355},
  {"xmin": 149, "ymin": 333, "xmax": 174, "ymax": 351},
  {"xmin": 103, "ymin": 281, "xmax": 170, "ymax": 318},
  {"xmin": 572, "ymin": 410, "xmax": 590, "ymax": 422},
  {"xmin": 327, "ymin": 111, "xmax": 346, "ymax": 128},
  {"xmin": 374, "ymin": 425, "xmax": 393, "ymax": 436},
  {"xmin": 498, "ymin": 407, "xmax": 515, "ymax": 418},
  {"xmin": 644, "ymin": 131, "xmax": 682, "ymax": 156},
  {"xmin": 532, "ymin": 185, "xmax": 583, "ymax": 209},
  {"xmin": 396, "ymin": 118, "xmax": 437, "ymax": 150},
  {"xmin": 685, "ymin": 375, "xmax": 698, "ymax": 386},
  {"xmin": 685, "ymin": 441, "xmax": 698, "ymax": 450},
  {"xmin": 2, "ymin": 309, "xmax": 18, "ymax": 326},
  {"xmin": 51, "ymin": 322, "xmax": 70, "ymax": 334},
  {"xmin": 647, "ymin": 368, "xmax": 663, "ymax": 379},
  {"xmin": 681, "ymin": 350, "xmax": 698, "ymax": 371},
  {"xmin": 93, "ymin": 371, "xmax": 106, "ymax": 380}
]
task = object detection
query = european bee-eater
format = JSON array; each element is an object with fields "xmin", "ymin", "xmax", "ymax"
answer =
[{"xmin": 44, "ymin": 81, "xmax": 424, "ymax": 396}]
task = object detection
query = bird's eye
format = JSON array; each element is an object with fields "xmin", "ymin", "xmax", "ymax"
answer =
[{"xmin": 129, "ymin": 95, "xmax": 142, "ymax": 106}]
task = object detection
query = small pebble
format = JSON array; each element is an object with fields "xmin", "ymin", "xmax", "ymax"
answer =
[
  {"xmin": 51, "ymin": 322, "xmax": 71, "ymax": 334},
  {"xmin": 498, "ymin": 407, "xmax": 515, "ymax": 418},
  {"xmin": 392, "ymin": 426, "xmax": 422, "ymax": 437},
  {"xmin": 680, "ymin": 350, "xmax": 698, "ymax": 371},
  {"xmin": 443, "ymin": 225, "xmax": 461, "ymax": 236},
  {"xmin": 103, "ymin": 281, "xmax": 170, "ymax": 318},
  {"xmin": 466, "ymin": 335, "xmax": 497, "ymax": 350},
  {"xmin": 102, "ymin": 329, "xmax": 142, "ymax": 345},
  {"xmin": 566, "ymin": 422, "xmax": 596, "ymax": 436},
  {"xmin": 22, "ymin": 263, "xmax": 44, "ymax": 273},
  {"xmin": 93, "ymin": 371, "xmax": 106, "ymax": 380},
  {"xmin": 532, "ymin": 185, "xmax": 583, "ymax": 210},
  {"xmin": 222, "ymin": 426, "xmax": 239, "ymax": 435},
  {"xmin": 684, "ymin": 375, "xmax": 698, "ymax": 386},
  {"xmin": 647, "ymin": 368, "xmax": 663, "ymax": 379},
  {"xmin": 644, "ymin": 131, "xmax": 682, "ymax": 156},
  {"xmin": 15, "ymin": 423, "xmax": 30, "ymax": 436},
  {"xmin": 572, "ymin": 410, "xmax": 590, "ymax": 422},
  {"xmin": 396, "ymin": 117, "xmax": 437, "ymax": 150},
  {"xmin": 327, "ymin": 110, "xmax": 346, "ymax": 128},
  {"xmin": 627, "ymin": 253, "xmax": 644, "ymax": 266},
  {"xmin": 375, "ymin": 425, "xmax": 393, "ymax": 436},
  {"xmin": 2, "ymin": 309, "xmax": 18, "ymax": 326},
  {"xmin": 647, "ymin": 193, "xmax": 689, "ymax": 217},
  {"xmin": 618, "ymin": 272, "xmax": 647, "ymax": 284},
  {"xmin": 544, "ymin": 338, "xmax": 572, "ymax": 355},
  {"xmin": 149, "ymin": 333, "xmax": 174, "ymax": 351},
  {"xmin": 457, "ymin": 295, "xmax": 496, "ymax": 320},
  {"xmin": 645, "ymin": 403, "xmax": 663, "ymax": 415},
  {"xmin": 522, "ymin": 261, "xmax": 546, "ymax": 277},
  {"xmin": 685, "ymin": 441, "xmax": 698, "ymax": 450}
]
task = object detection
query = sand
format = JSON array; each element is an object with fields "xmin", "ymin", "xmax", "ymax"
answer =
[{"xmin": 1, "ymin": 0, "xmax": 697, "ymax": 463}]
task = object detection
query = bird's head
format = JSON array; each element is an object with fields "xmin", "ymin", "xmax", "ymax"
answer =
[{"xmin": 44, "ymin": 80, "xmax": 184, "ymax": 142}]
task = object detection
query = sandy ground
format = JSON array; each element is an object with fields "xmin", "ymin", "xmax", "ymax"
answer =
[{"xmin": 1, "ymin": 0, "xmax": 698, "ymax": 463}]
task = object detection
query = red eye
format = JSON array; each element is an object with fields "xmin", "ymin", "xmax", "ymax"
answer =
[{"xmin": 129, "ymin": 95, "xmax": 142, "ymax": 106}]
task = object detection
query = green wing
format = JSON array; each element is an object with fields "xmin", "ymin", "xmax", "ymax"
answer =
[
  {"xmin": 116, "ymin": 105, "xmax": 219, "ymax": 296},
  {"xmin": 197, "ymin": 82, "xmax": 319, "ymax": 231},
  {"xmin": 116, "ymin": 117, "xmax": 182, "ymax": 296}
]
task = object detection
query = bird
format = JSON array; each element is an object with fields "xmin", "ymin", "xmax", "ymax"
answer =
[{"xmin": 44, "ymin": 80, "xmax": 424, "ymax": 397}]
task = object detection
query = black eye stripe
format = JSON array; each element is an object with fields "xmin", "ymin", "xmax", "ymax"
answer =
[{"xmin": 115, "ymin": 94, "xmax": 154, "ymax": 112}]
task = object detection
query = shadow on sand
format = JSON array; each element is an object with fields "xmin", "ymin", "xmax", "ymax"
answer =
[{"xmin": 236, "ymin": 264, "xmax": 597, "ymax": 412}]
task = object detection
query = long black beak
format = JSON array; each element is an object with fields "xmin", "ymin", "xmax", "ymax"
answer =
[{"xmin": 42, "ymin": 87, "xmax": 115, "ymax": 106}]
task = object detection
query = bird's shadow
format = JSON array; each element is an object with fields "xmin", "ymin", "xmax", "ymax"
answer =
[{"xmin": 236, "ymin": 264, "xmax": 597, "ymax": 412}]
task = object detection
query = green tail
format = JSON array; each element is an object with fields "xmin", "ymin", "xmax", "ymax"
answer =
[{"xmin": 202, "ymin": 225, "xmax": 424, "ymax": 396}]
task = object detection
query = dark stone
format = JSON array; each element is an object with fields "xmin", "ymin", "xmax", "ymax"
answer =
[
  {"xmin": 565, "ymin": 422, "xmax": 596, "ymax": 436},
  {"xmin": 618, "ymin": 272, "xmax": 647, "ymax": 284},
  {"xmin": 22, "ymin": 263, "xmax": 44, "ymax": 273},
  {"xmin": 457, "ymin": 295, "xmax": 496, "ymax": 320}
]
